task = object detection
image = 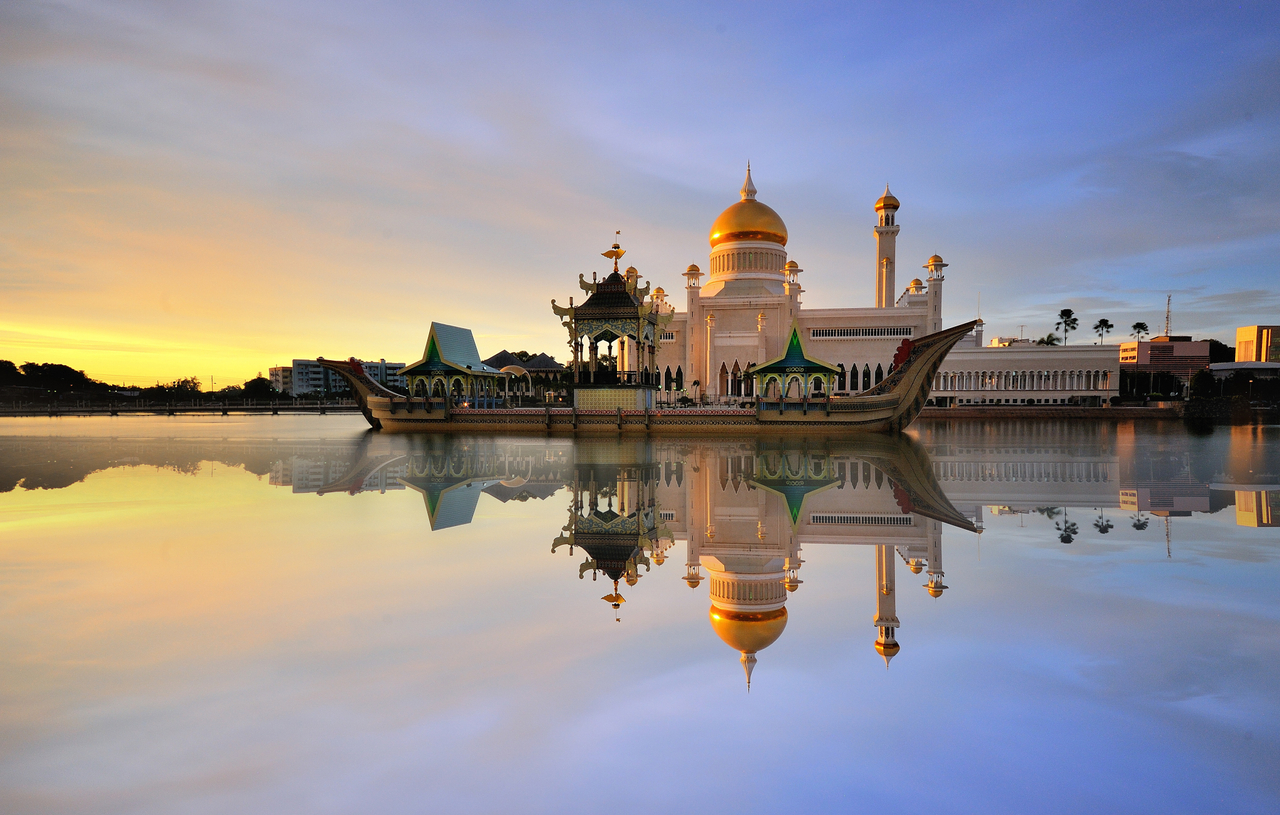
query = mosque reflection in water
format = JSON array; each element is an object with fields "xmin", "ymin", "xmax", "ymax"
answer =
[{"xmin": 301, "ymin": 434, "xmax": 977, "ymax": 686}]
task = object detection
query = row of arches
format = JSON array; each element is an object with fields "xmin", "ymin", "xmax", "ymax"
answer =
[
  {"xmin": 658, "ymin": 362, "xmax": 891, "ymax": 397},
  {"xmin": 935, "ymin": 369, "xmax": 1112, "ymax": 392},
  {"xmin": 932, "ymin": 460, "xmax": 1112, "ymax": 483},
  {"xmin": 837, "ymin": 363, "xmax": 885, "ymax": 392},
  {"xmin": 407, "ymin": 374, "xmax": 503, "ymax": 407}
]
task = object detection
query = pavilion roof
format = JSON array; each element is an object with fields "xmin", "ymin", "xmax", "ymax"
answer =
[
  {"xmin": 482, "ymin": 350, "xmax": 566, "ymax": 373},
  {"xmin": 400, "ymin": 322, "xmax": 503, "ymax": 377},
  {"xmin": 575, "ymin": 271, "xmax": 654, "ymax": 321},
  {"xmin": 751, "ymin": 323, "xmax": 840, "ymax": 376}
]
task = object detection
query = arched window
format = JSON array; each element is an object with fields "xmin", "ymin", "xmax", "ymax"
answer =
[
  {"xmin": 675, "ymin": 366, "xmax": 684, "ymax": 391},
  {"xmin": 664, "ymin": 366, "xmax": 673, "ymax": 391},
  {"xmin": 719, "ymin": 362, "xmax": 729, "ymax": 395},
  {"xmin": 863, "ymin": 364, "xmax": 872, "ymax": 390},
  {"xmin": 875, "ymin": 363, "xmax": 884, "ymax": 385},
  {"xmin": 838, "ymin": 364, "xmax": 846, "ymax": 391}
]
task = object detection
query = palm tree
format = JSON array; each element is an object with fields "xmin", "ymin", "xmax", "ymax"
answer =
[
  {"xmin": 1055, "ymin": 515, "xmax": 1079, "ymax": 544},
  {"xmin": 1055, "ymin": 309, "xmax": 1079, "ymax": 345},
  {"xmin": 1034, "ymin": 333, "xmax": 1060, "ymax": 346},
  {"xmin": 1093, "ymin": 318, "xmax": 1114, "ymax": 344},
  {"xmin": 1130, "ymin": 512, "xmax": 1149, "ymax": 531},
  {"xmin": 1093, "ymin": 510, "xmax": 1114, "ymax": 534},
  {"xmin": 1130, "ymin": 321, "xmax": 1152, "ymax": 395}
]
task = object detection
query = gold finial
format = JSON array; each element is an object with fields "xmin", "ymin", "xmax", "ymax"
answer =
[
  {"xmin": 601, "ymin": 579, "xmax": 625, "ymax": 610},
  {"xmin": 741, "ymin": 163, "xmax": 757, "ymax": 201},
  {"xmin": 601, "ymin": 232, "xmax": 625, "ymax": 273}
]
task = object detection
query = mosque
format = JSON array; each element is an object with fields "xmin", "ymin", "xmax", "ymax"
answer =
[{"xmin": 651, "ymin": 167, "xmax": 948, "ymax": 398}]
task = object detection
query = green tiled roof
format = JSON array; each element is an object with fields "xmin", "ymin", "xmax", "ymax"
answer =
[
  {"xmin": 400, "ymin": 323, "xmax": 504, "ymax": 377},
  {"xmin": 752, "ymin": 324, "xmax": 839, "ymax": 376}
]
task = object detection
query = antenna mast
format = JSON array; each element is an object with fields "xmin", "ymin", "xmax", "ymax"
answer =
[{"xmin": 1164, "ymin": 294, "xmax": 1171, "ymax": 337}]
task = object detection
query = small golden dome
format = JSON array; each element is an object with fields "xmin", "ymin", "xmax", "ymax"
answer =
[
  {"xmin": 654, "ymin": 286, "xmax": 665, "ymax": 295},
  {"xmin": 784, "ymin": 260, "xmax": 799, "ymax": 269},
  {"xmin": 874, "ymin": 185, "xmax": 900, "ymax": 212},
  {"xmin": 926, "ymin": 254, "xmax": 944, "ymax": 265},
  {"xmin": 708, "ymin": 605, "xmax": 788, "ymax": 654},
  {"xmin": 908, "ymin": 562, "xmax": 924, "ymax": 574},
  {"xmin": 927, "ymin": 584, "xmax": 946, "ymax": 598},
  {"xmin": 685, "ymin": 264, "xmax": 701, "ymax": 273},
  {"xmin": 686, "ymin": 577, "xmax": 701, "ymax": 589},
  {"xmin": 910, "ymin": 278, "xmax": 924, "ymax": 288},
  {"xmin": 875, "ymin": 639, "xmax": 900, "ymax": 657}
]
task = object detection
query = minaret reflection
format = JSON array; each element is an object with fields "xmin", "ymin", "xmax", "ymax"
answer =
[{"xmin": 658, "ymin": 437, "xmax": 975, "ymax": 687}]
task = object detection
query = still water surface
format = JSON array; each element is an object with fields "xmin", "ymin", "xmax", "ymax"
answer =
[{"xmin": 1, "ymin": 416, "xmax": 1277, "ymax": 814}]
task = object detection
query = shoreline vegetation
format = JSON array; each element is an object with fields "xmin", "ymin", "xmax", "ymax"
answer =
[{"xmin": 4, "ymin": 359, "xmax": 1275, "ymax": 426}]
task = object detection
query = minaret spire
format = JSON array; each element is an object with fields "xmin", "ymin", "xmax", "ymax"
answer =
[
  {"xmin": 741, "ymin": 652, "xmax": 756, "ymax": 691},
  {"xmin": 741, "ymin": 163, "xmax": 757, "ymax": 201}
]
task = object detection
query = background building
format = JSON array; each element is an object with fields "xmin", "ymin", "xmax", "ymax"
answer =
[
  {"xmin": 933, "ymin": 342, "xmax": 1120, "ymax": 407},
  {"xmin": 283, "ymin": 358, "xmax": 406, "ymax": 396},
  {"xmin": 268, "ymin": 366, "xmax": 292, "ymax": 394},
  {"xmin": 1118, "ymin": 335, "xmax": 1230, "ymax": 397},
  {"xmin": 1236, "ymin": 325, "xmax": 1280, "ymax": 362}
]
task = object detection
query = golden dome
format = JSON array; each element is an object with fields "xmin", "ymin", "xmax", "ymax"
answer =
[
  {"xmin": 710, "ymin": 200, "xmax": 788, "ymax": 248},
  {"xmin": 927, "ymin": 585, "xmax": 946, "ymax": 598},
  {"xmin": 910, "ymin": 278, "xmax": 924, "ymax": 288},
  {"xmin": 926, "ymin": 254, "xmax": 944, "ymax": 265},
  {"xmin": 685, "ymin": 264, "xmax": 701, "ymax": 273},
  {"xmin": 784, "ymin": 260, "xmax": 799, "ymax": 269},
  {"xmin": 875, "ymin": 639, "xmax": 900, "ymax": 658},
  {"xmin": 709, "ymin": 605, "xmax": 788, "ymax": 654},
  {"xmin": 709, "ymin": 166, "xmax": 788, "ymax": 248},
  {"xmin": 875, "ymin": 185, "xmax": 900, "ymax": 212},
  {"xmin": 654, "ymin": 286, "xmax": 665, "ymax": 295},
  {"xmin": 908, "ymin": 561, "xmax": 924, "ymax": 574}
]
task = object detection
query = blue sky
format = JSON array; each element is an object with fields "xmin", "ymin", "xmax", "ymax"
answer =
[{"xmin": 1, "ymin": 1, "xmax": 1278, "ymax": 382}]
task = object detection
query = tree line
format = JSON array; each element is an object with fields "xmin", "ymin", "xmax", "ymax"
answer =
[
  {"xmin": 1033, "ymin": 309, "xmax": 1150, "ymax": 346},
  {"xmin": 0, "ymin": 361, "xmax": 281, "ymax": 403}
]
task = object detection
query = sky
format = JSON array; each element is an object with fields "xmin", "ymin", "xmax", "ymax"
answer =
[{"xmin": 2, "ymin": 0, "xmax": 1279, "ymax": 386}]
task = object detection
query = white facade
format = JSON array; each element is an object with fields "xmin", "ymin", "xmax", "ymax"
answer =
[
  {"xmin": 269, "ymin": 366, "xmax": 292, "ymax": 394},
  {"xmin": 286, "ymin": 358, "xmax": 407, "ymax": 396},
  {"xmin": 652, "ymin": 170, "xmax": 945, "ymax": 399},
  {"xmin": 932, "ymin": 341, "xmax": 1120, "ymax": 407}
]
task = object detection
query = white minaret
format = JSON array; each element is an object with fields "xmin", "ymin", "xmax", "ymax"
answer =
[
  {"xmin": 924, "ymin": 254, "xmax": 948, "ymax": 334},
  {"xmin": 874, "ymin": 186, "xmax": 901, "ymax": 309},
  {"xmin": 874, "ymin": 543, "xmax": 901, "ymax": 666}
]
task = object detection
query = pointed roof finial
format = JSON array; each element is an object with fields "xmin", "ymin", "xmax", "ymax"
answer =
[
  {"xmin": 741, "ymin": 652, "xmax": 757, "ymax": 691},
  {"xmin": 741, "ymin": 163, "xmax": 757, "ymax": 201},
  {"xmin": 874, "ymin": 184, "xmax": 901, "ymax": 212}
]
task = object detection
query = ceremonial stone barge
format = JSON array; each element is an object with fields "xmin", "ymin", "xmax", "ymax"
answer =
[{"xmin": 318, "ymin": 310, "xmax": 976, "ymax": 435}]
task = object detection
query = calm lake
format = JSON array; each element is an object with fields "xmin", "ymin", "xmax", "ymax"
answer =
[{"xmin": 1, "ymin": 416, "xmax": 1277, "ymax": 814}]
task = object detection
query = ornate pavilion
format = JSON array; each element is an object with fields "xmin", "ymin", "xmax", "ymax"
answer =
[
  {"xmin": 552, "ymin": 242, "xmax": 672, "ymax": 410},
  {"xmin": 399, "ymin": 322, "xmax": 506, "ymax": 408}
]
